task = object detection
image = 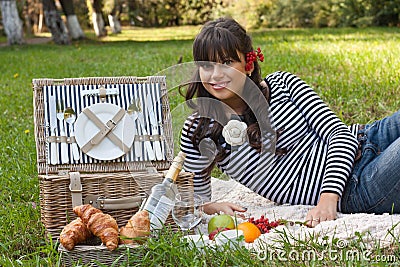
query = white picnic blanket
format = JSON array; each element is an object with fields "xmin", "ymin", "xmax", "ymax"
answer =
[{"xmin": 205, "ymin": 177, "xmax": 400, "ymax": 253}]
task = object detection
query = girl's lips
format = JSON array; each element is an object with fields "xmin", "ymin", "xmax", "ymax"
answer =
[{"xmin": 210, "ymin": 81, "xmax": 229, "ymax": 90}]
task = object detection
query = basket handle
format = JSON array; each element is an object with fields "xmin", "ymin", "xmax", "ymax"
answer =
[{"xmin": 84, "ymin": 194, "xmax": 143, "ymax": 210}]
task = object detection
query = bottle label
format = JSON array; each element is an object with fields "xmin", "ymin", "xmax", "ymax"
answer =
[
  {"xmin": 150, "ymin": 195, "xmax": 174, "ymax": 230},
  {"xmin": 142, "ymin": 195, "xmax": 158, "ymax": 218},
  {"xmin": 142, "ymin": 184, "xmax": 166, "ymax": 220}
]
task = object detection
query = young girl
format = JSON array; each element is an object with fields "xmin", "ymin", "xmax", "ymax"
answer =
[{"xmin": 179, "ymin": 17, "xmax": 400, "ymax": 227}]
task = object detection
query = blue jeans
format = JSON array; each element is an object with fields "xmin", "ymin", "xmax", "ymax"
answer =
[{"xmin": 341, "ymin": 110, "xmax": 400, "ymax": 214}]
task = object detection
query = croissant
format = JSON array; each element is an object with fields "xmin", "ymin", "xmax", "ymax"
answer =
[
  {"xmin": 60, "ymin": 218, "xmax": 93, "ymax": 251},
  {"xmin": 73, "ymin": 204, "xmax": 119, "ymax": 251},
  {"xmin": 120, "ymin": 210, "xmax": 150, "ymax": 244}
]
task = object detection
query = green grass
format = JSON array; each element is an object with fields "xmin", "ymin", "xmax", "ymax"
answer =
[{"xmin": 1, "ymin": 25, "xmax": 400, "ymax": 266}]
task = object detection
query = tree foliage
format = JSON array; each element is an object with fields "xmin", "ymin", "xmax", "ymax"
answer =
[
  {"xmin": 258, "ymin": 0, "xmax": 400, "ymax": 28},
  {"xmin": 126, "ymin": 0, "xmax": 224, "ymax": 27},
  {"xmin": 0, "ymin": 0, "xmax": 399, "ymax": 42}
]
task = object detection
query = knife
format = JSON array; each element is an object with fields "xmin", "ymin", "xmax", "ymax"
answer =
[
  {"xmin": 49, "ymin": 94, "xmax": 58, "ymax": 165},
  {"xmin": 136, "ymin": 108, "xmax": 156, "ymax": 161},
  {"xmin": 146, "ymin": 93, "xmax": 163, "ymax": 160},
  {"xmin": 136, "ymin": 98, "xmax": 156, "ymax": 160},
  {"xmin": 56, "ymin": 98, "xmax": 69, "ymax": 164},
  {"xmin": 127, "ymin": 97, "xmax": 142, "ymax": 159}
]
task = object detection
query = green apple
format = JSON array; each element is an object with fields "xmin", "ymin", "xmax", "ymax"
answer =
[{"xmin": 207, "ymin": 214, "xmax": 235, "ymax": 234}]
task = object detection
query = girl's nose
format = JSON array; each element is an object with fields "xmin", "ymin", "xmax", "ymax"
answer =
[{"xmin": 211, "ymin": 64, "xmax": 224, "ymax": 79}]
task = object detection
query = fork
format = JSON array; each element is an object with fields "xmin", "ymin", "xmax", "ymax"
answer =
[
  {"xmin": 56, "ymin": 100, "xmax": 69, "ymax": 164},
  {"xmin": 64, "ymin": 107, "xmax": 80, "ymax": 161},
  {"xmin": 128, "ymin": 97, "xmax": 156, "ymax": 160}
]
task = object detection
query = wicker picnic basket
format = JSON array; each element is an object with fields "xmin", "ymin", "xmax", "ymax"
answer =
[{"xmin": 32, "ymin": 76, "xmax": 194, "ymax": 266}]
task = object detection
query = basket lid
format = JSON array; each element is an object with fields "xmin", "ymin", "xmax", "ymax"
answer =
[{"xmin": 33, "ymin": 76, "xmax": 175, "ymax": 175}]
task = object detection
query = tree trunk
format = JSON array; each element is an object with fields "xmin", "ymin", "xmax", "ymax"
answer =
[
  {"xmin": 59, "ymin": 0, "xmax": 85, "ymax": 40},
  {"xmin": 42, "ymin": 0, "xmax": 70, "ymax": 45},
  {"xmin": 89, "ymin": 0, "xmax": 107, "ymax": 37},
  {"xmin": 22, "ymin": 2, "xmax": 32, "ymax": 35},
  {"xmin": 38, "ymin": 9, "xmax": 44, "ymax": 33},
  {"xmin": 0, "ymin": 0, "xmax": 25, "ymax": 45},
  {"xmin": 92, "ymin": 12, "xmax": 107, "ymax": 37},
  {"xmin": 107, "ymin": 1, "xmax": 121, "ymax": 34},
  {"xmin": 66, "ymin": 15, "xmax": 86, "ymax": 39},
  {"xmin": 108, "ymin": 14, "xmax": 121, "ymax": 34}
]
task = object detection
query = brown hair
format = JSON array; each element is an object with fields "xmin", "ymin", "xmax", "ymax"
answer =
[{"xmin": 181, "ymin": 17, "xmax": 271, "ymax": 176}]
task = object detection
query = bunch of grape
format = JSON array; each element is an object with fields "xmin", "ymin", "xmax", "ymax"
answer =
[{"xmin": 248, "ymin": 215, "xmax": 283, "ymax": 234}]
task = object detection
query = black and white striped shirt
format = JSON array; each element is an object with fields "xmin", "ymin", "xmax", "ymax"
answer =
[{"xmin": 180, "ymin": 71, "xmax": 359, "ymax": 208}]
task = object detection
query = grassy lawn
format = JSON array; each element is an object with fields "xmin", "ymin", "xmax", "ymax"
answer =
[{"xmin": 0, "ymin": 25, "xmax": 399, "ymax": 266}]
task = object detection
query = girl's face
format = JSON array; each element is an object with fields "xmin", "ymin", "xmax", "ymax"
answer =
[{"xmin": 199, "ymin": 52, "xmax": 248, "ymax": 111}]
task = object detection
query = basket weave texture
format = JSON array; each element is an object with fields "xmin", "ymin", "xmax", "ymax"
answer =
[
  {"xmin": 32, "ymin": 76, "xmax": 194, "ymax": 266},
  {"xmin": 39, "ymin": 171, "xmax": 193, "ymax": 237},
  {"xmin": 33, "ymin": 76, "xmax": 174, "ymax": 174},
  {"xmin": 59, "ymin": 244, "xmax": 138, "ymax": 266}
]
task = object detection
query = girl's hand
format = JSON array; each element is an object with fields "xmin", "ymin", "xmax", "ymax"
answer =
[
  {"xmin": 203, "ymin": 202, "xmax": 247, "ymax": 217},
  {"xmin": 305, "ymin": 193, "xmax": 339, "ymax": 227}
]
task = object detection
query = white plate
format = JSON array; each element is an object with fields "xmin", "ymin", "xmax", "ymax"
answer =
[{"xmin": 75, "ymin": 103, "xmax": 135, "ymax": 160}]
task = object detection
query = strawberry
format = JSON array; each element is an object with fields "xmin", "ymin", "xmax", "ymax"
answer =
[{"xmin": 208, "ymin": 227, "xmax": 230, "ymax": 240}]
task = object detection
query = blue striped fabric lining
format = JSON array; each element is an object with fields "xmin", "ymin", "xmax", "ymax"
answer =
[{"xmin": 43, "ymin": 82, "xmax": 166, "ymax": 164}]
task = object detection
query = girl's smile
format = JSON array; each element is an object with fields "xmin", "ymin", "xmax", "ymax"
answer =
[{"xmin": 209, "ymin": 81, "xmax": 230, "ymax": 90}]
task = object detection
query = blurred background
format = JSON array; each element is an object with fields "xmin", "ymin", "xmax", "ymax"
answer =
[{"xmin": 1, "ymin": 0, "xmax": 400, "ymax": 45}]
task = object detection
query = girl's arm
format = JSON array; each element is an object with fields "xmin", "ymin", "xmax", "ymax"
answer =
[
  {"xmin": 180, "ymin": 116, "xmax": 248, "ymax": 217},
  {"xmin": 180, "ymin": 115, "xmax": 213, "ymax": 202},
  {"xmin": 276, "ymin": 71, "xmax": 358, "ymax": 198},
  {"xmin": 273, "ymin": 72, "xmax": 358, "ymax": 225}
]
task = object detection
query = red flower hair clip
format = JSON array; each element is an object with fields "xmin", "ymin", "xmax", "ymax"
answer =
[{"xmin": 245, "ymin": 47, "xmax": 264, "ymax": 71}]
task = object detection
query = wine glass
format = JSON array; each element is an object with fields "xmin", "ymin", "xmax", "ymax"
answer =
[{"xmin": 172, "ymin": 193, "xmax": 203, "ymax": 233}]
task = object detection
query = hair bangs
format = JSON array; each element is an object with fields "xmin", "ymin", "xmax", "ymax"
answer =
[{"xmin": 193, "ymin": 26, "xmax": 242, "ymax": 63}]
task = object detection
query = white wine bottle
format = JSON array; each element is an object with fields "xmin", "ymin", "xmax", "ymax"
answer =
[{"xmin": 142, "ymin": 151, "xmax": 186, "ymax": 230}]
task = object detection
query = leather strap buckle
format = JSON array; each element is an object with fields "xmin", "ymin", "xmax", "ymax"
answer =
[
  {"xmin": 69, "ymin": 172, "xmax": 83, "ymax": 207},
  {"xmin": 84, "ymin": 194, "xmax": 143, "ymax": 210}
]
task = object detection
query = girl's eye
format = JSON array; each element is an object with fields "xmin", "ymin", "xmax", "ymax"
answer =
[
  {"xmin": 223, "ymin": 60, "xmax": 234, "ymax": 65},
  {"xmin": 201, "ymin": 62, "xmax": 213, "ymax": 69}
]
